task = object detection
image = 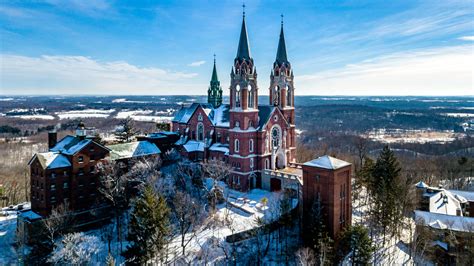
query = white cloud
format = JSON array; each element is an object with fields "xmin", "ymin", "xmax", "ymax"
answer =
[
  {"xmin": 0, "ymin": 55, "xmax": 199, "ymax": 95},
  {"xmin": 297, "ymin": 45, "xmax": 474, "ymax": 96},
  {"xmin": 187, "ymin": 60, "xmax": 206, "ymax": 67},
  {"xmin": 459, "ymin": 36, "xmax": 474, "ymax": 41}
]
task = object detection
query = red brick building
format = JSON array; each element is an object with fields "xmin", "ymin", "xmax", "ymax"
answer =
[
  {"xmin": 302, "ymin": 155, "xmax": 352, "ymax": 239},
  {"xmin": 172, "ymin": 13, "xmax": 296, "ymax": 191},
  {"xmin": 28, "ymin": 124, "xmax": 110, "ymax": 216}
]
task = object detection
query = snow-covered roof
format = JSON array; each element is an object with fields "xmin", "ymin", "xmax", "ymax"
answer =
[
  {"xmin": 29, "ymin": 152, "xmax": 71, "ymax": 169},
  {"xmin": 18, "ymin": 210, "xmax": 42, "ymax": 221},
  {"xmin": 50, "ymin": 135, "xmax": 109, "ymax": 155},
  {"xmin": 209, "ymin": 143, "xmax": 229, "ymax": 154},
  {"xmin": 415, "ymin": 181, "xmax": 429, "ymax": 188},
  {"xmin": 107, "ymin": 141, "xmax": 161, "ymax": 160},
  {"xmin": 209, "ymin": 104, "xmax": 230, "ymax": 128},
  {"xmin": 183, "ymin": 140, "xmax": 205, "ymax": 152},
  {"xmin": 448, "ymin": 190, "xmax": 474, "ymax": 202},
  {"xmin": 303, "ymin": 155, "xmax": 351, "ymax": 170},
  {"xmin": 414, "ymin": 210, "xmax": 474, "ymax": 233},
  {"xmin": 427, "ymin": 190, "xmax": 464, "ymax": 216}
]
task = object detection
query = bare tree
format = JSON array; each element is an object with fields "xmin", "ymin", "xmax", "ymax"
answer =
[
  {"xmin": 201, "ymin": 159, "xmax": 232, "ymax": 212},
  {"xmin": 42, "ymin": 203, "xmax": 73, "ymax": 248},
  {"xmin": 295, "ymin": 247, "xmax": 316, "ymax": 266},
  {"xmin": 97, "ymin": 160, "xmax": 127, "ymax": 253},
  {"xmin": 172, "ymin": 191, "xmax": 205, "ymax": 256}
]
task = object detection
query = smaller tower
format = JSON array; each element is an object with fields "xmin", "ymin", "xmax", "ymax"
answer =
[{"xmin": 208, "ymin": 55, "xmax": 223, "ymax": 108}]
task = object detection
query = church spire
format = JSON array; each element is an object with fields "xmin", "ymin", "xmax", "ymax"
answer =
[
  {"xmin": 275, "ymin": 14, "xmax": 288, "ymax": 66},
  {"xmin": 236, "ymin": 4, "xmax": 251, "ymax": 61},
  {"xmin": 208, "ymin": 54, "xmax": 222, "ymax": 108}
]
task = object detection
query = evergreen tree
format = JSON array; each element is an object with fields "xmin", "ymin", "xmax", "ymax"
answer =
[
  {"xmin": 115, "ymin": 117, "xmax": 136, "ymax": 142},
  {"xmin": 370, "ymin": 145, "xmax": 403, "ymax": 244},
  {"xmin": 337, "ymin": 225, "xmax": 375, "ymax": 265},
  {"xmin": 309, "ymin": 199, "xmax": 334, "ymax": 264},
  {"xmin": 125, "ymin": 185, "xmax": 170, "ymax": 264}
]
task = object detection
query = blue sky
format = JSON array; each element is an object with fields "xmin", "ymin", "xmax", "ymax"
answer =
[{"xmin": 0, "ymin": 0, "xmax": 473, "ymax": 95}]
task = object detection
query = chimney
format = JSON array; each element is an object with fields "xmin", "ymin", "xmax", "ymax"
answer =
[{"xmin": 48, "ymin": 131, "xmax": 57, "ymax": 149}]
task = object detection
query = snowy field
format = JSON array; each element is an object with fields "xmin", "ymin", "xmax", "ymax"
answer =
[
  {"xmin": 115, "ymin": 110, "xmax": 173, "ymax": 122},
  {"xmin": 56, "ymin": 109, "xmax": 115, "ymax": 119},
  {"xmin": 365, "ymin": 129, "xmax": 465, "ymax": 144}
]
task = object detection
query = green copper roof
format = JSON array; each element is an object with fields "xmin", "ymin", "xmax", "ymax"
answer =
[
  {"xmin": 211, "ymin": 58, "xmax": 219, "ymax": 83},
  {"xmin": 236, "ymin": 17, "xmax": 251, "ymax": 61},
  {"xmin": 275, "ymin": 23, "xmax": 288, "ymax": 65}
]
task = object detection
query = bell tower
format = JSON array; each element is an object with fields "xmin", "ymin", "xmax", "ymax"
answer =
[
  {"xmin": 208, "ymin": 55, "xmax": 223, "ymax": 108},
  {"xmin": 228, "ymin": 6, "xmax": 259, "ymax": 190},
  {"xmin": 269, "ymin": 15, "xmax": 296, "ymax": 162}
]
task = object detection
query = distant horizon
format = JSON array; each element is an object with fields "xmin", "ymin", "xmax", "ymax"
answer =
[
  {"xmin": 0, "ymin": 1, "xmax": 473, "ymax": 96},
  {"xmin": 1, "ymin": 94, "xmax": 473, "ymax": 98}
]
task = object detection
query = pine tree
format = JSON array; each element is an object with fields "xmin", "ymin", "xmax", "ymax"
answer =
[
  {"xmin": 309, "ymin": 199, "xmax": 334, "ymax": 264},
  {"xmin": 115, "ymin": 116, "xmax": 136, "ymax": 142},
  {"xmin": 370, "ymin": 145, "xmax": 403, "ymax": 245},
  {"xmin": 125, "ymin": 185, "xmax": 170, "ymax": 264},
  {"xmin": 337, "ymin": 225, "xmax": 375, "ymax": 265}
]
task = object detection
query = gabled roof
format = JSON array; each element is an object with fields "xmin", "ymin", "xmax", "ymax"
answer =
[
  {"xmin": 50, "ymin": 135, "xmax": 109, "ymax": 155},
  {"xmin": 209, "ymin": 143, "xmax": 229, "ymax": 154},
  {"xmin": 209, "ymin": 104, "xmax": 230, "ymax": 127},
  {"xmin": 448, "ymin": 190, "xmax": 474, "ymax": 202},
  {"xmin": 415, "ymin": 181, "xmax": 429, "ymax": 188},
  {"xmin": 172, "ymin": 103, "xmax": 230, "ymax": 128},
  {"xmin": 107, "ymin": 141, "xmax": 161, "ymax": 160},
  {"xmin": 29, "ymin": 152, "xmax": 71, "ymax": 169},
  {"xmin": 172, "ymin": 103, "xmax": 201, "ymax": 123},
  {"xmin": 257, "ymin": 105, "xmax": 276, "ymax": 129},
  {"xmin": 183, "ymin": 140, "xmax": 205, "ymax": 153},
  {"xmin": 414, "ymin": 210, "xmax": 474, "ymax": 233},
  {"xmin": 303, "ymin": 155, "xmax": 351, "ymax": 170}
]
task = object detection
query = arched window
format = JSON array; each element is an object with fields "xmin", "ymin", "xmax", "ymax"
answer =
[
  {"xmin": 249, "ymin": 139, "xmax": 254, "ymax": 152},
  {"xmin": 250, "ymin": 158, "xmax": 254, "ymax": 168},
  {"xmin": 265, "ymin": 159, "xmax": 270, "ymax": 169},
  {"xmin": 271, "ymin": 127, "xmax": 280, "ymax": 148},
  {"xmin": 235, "ymin": 121, "xmax": 240, "ymax": 128},
  {"xmin": 273, "ymin": 86, "xmax": 280, "ymax": 106},
  {"xmin": 234, "ymin": 139, "xmax": 240, "ymax": 152},
  {"xmin": 197, "ymin": 123, "xmax": 204, "ymax": 141},
  {"xmin": 287, "ymin": 87, "xmax": 291, "ymax": 106},
  {"xmin": 249, "ymin": 120, "xmax": 254, "ymax": 128},
  {"xmin": 248, "ymin": 85, "xmax": 254, "ymax": 108},
  {"xmin": 235, "ymin": 85, "xmax": 241, "ymax": 108}
]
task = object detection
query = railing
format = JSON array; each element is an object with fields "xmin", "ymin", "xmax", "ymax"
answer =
[{"xmin": 263, "ymin": 166, "xmax": 303, "ymax": 185}]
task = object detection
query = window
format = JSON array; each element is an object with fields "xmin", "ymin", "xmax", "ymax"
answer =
[
  {"xmin": 51, "ymin": 184, "xmax": 56, "ymax": 191},
  {"xmin": 63, "ymin": 182, "xmax": 68, "ymax": 189},
  {"xmin": 78, "ymin": 156, "xmax": 84, "ymax": 163},
  {"xmin": 249, "ymin": 139, "xmax": 254, "ymax": 152},
  {"xmin": 249, "ymin": 120, "xmax": 254, "ymax": 128},
  {"xmin": 265, "ymin": 159, "xmax": 270, "ymax": 169},
  {"xmin": 51, "ymin": 196, "xmax": 56, "ymax": 202},
  {"xmin": 235, "ymin": 85, "xmax": 241, "ymax": 108},
  {"xmin": 89, "ymin": 147, "xmax": 95, "ymax": 152},
  {"xmin": 234, "ymin": 139, "xmax": 240, "ymax": 152},
  {"xmin": 235, "ymin": 121, "xmax": 240, "ymax": 128},
  {"xmin": 272, "ymin": 127, "xmax": 280, "ymax": 148},
  {"xmin": 248, "ymin": 86, "xmax": 254, "ymax": 108},
  {"xmin": 40, "ymin": 194, "xmax": 44, "ymax": 201},
  {"xmin": 198, "ymin": 113, "xmax": 203, "ymax": 121},
  {"xmin": 51, "ymin": 173, "xmax": 56, "ymax": 178},
  {"xmin": 316, "ymin": 174, "xmax": 320, "ymax": 182},
  {"xmin": 90, "ymin": 165, "xmax": 95, "ymax": 174},
  {"xmin": 64, "ymin": 171, "xmax": 68, "ymax": 176},
  {"xmin": 250, "ymin": 158, "xmax": 254, "ymax": 168},
  {"xmin": 197, "ymin": 123, "xmax": 204, "ymax": 141},
  {"xmin": 78, "ymin": 168, "xmax": 84, "ymax": 176},
  {"xmin": 287, "ymin": 88, "xmax": 291, "ymax": 106}
]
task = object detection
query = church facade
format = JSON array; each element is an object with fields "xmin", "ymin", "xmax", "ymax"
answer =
[{"xmin": 172, "ymin": 13, "xmax": 296, "ymax": 191}]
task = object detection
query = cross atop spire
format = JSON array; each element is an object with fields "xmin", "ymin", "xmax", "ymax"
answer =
[
  {"xmin": 275, "ymin": 14, "xmax": 288, "ymax": 65},
  {"xmin": 242, "ymin": 3, "xmax": 245, "ymax": 17},
  {"xmin": 211, "ymin": 54, "xmax": 218, "ymax": 82},
  {"xmin": 235, "ymin": 7, "xmax": 252, "ymax": 61}
]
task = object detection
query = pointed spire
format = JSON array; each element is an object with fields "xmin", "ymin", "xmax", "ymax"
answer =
[
  {"xmin": 236, "ymin": 5, "xmax": 252, "ymax": 61},
  {"xmin": 211, "ymin": 54, "xmax": 219, "ymax": 82},
  {"xmin": 275, "ymin": 14, "xmax": 288, "ymax": 65}
]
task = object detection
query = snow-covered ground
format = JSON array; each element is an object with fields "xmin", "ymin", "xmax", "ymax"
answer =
[
  {"xmin": 56, "ymin": 109, "xmax": 115, "ymax": 119},
  {"xmin": 0, "ymin": 203, "xmax": 29, "ymax": 265},
  {"xmin": 115, "ymin": 110, "xmax": 173, "ymax": 122},
  {"xmin": 11, "ymin": 115, "xmax": 56, "ymax": 120}
]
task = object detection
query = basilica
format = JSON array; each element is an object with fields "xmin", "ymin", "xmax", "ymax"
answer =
[{"xmin": 172, "ymin": 12, "xmax": 296, "ymax": 191}]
